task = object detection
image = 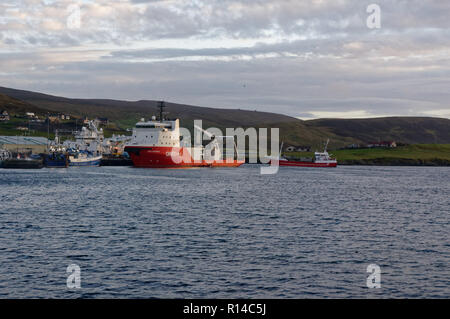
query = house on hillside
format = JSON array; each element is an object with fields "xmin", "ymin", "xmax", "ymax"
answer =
[
  {"xmin": 0, "ymin": 110, "xmax": 9, "ymax": 121},
  {"xmin": 47, "ymin": 114, "xmax": 60, "ymax": 123},
  {"xmin": 367, "ymin": 141, "xmax": 397, "ymax": 148}
]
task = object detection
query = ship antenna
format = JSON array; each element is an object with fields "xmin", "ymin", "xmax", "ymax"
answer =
[{"xmin": 157, "ymin": 101, "xmax": 166, "ymax": 122}]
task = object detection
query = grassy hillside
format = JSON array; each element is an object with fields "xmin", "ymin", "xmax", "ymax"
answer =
[
  {"xmin": 307, "ymin": 117, "xmax": 450, "ymax": 144},
  {"xmin": 286, "ymin": 144, "xmax": 450, "ymax": 166},
  {"xmin": 332, "ymin": 144, "xmax": 450, "ymax": 160},
  {"xmin": 1, "ymin": 86, "xmax": 450, "ymax": 149},
  {"xmin": 0, "ymin": 86, "xmax": 299, "ymax": 124},
  {"xmin": 0, "ymin": 93, "xmax": 51, "ymax": 116},
  {"xmin": 0, "ymin": 86, "xmax": 354, "ymax": 148}
]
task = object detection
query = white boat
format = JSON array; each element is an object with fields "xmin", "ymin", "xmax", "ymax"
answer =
[
  {"xmin": 68, "ymin": 150, "xmax": 102, "ymax": 167},
  {"xmin": 271, "ymin": 139, "xmax": 338, "ymax": 168}
]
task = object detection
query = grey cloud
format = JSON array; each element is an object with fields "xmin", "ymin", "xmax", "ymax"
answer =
[{"xmin": 0, "ymin": 0, "xmax": 449, "ymax": 118}]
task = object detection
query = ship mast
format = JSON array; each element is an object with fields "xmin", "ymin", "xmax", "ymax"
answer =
[
  {"xmin": 324, "ymin": 139, "xmax": 330, "ymax": 152},
  {"xmin": 157, "ymin": 101, "xmax": 166, "ymax": 122}
]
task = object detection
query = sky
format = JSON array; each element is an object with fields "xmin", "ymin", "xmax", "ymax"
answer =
[{"xmin": 0, "ymin": 0, "xmax": 449, "ymax": 119}]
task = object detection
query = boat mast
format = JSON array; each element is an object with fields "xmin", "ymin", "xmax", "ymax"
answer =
[{"xmin": 324, "ymin": 139, "xmax": 330, "ymax": 152}]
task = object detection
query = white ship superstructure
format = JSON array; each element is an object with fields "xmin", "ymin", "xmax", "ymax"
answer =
[{"xmin": 63, "ymin": 120, "xmax": 104, "ymax": 155}]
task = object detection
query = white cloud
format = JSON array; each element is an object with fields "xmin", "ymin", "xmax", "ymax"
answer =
[{"xmin": 0, "ymin": 0, "xmax": 449, "ymax": 119}]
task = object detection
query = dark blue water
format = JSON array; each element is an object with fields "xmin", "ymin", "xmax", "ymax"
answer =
[{"xmin": 0, "ymin": 165, "xmax": 448, "ymax": 298}]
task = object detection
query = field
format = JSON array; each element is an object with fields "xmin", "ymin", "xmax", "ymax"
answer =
[
  {"xmin": 332, "ymin": 144, "xmax": 450, "ymax": 161},
  {"xmin": 285, "ymin": 144, "xmax": 450, "ymax": 165}
]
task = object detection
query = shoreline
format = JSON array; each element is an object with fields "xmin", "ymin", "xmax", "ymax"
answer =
[{"xmin": 338, "ymin": 158, "xmax": 450, "ymax": 166}]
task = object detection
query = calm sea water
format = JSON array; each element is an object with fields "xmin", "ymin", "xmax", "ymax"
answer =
[{"xmin": 0, "ymin": 165, "xmax": 448, "ymax": 298}]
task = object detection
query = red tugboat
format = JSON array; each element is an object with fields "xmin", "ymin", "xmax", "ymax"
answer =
[
  {"xmin": 275, "ymin": 140, "xmax": 337, "ymax": 168},
  {"xmin": 124, "ymin": 101, "xmax": 244, "ymax": 168}
]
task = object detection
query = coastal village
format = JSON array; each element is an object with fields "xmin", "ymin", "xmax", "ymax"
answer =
[
  {"xmin": 0, "ymin": 108, "xmax": 131, "ymax": 168},
  {"xmin": 1, "ymin": 92, "xmax": 449, "ymax": 168},
  {"xmin": 0, "ymin": 104, "xmax": 406, "ymax": 170}
]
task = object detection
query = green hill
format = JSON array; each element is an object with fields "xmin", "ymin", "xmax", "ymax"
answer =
[
  {"xmin": 306, "ymin": 117, "xmax": 450, "ymax": 145},
  {"xmin": 0, "ymin": 93, "xmax": 51, "ymax": 116},
  {"xmin": 286, "ymin": 144, "xmax": 450, "ymax": 166},
  {"xmin": 333, "ymin": 144, "xmax": 450, "ymax": 165},
  {"xmin": 0, "ymin": 86, "xmax": 348, "ymax": 148},
  {"xmin": 0, "ymin": 86, "xmax": 449, "ymax": 149}
]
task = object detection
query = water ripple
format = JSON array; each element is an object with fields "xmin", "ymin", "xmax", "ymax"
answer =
[{"xmin": 0, "ymin": 165, "xmax": 449, "ymax": 298}]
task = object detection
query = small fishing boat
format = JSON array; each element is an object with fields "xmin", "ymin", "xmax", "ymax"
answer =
[
  {"xmin": 278, "ymin": 152, "xmax": 337, "ymax": 167},
  {"xmin": 44, "ymin": 152, "xmax": 69, "ymax": 168},
  {"xmin": 272, "ymin": 140, "xmax": 337, "ymax": 168},
  {"xmin": 68, "ymin": 150, "xmax": 102, "ymax": 167}
]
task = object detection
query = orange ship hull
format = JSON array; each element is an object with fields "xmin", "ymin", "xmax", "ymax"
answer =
[{"xmin": 125, "ymin": 146, "xmax": 244, "ymax": 168}]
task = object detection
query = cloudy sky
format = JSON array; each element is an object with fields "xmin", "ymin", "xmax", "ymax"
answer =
[{"xmin": 0, "ymin": 0, "xmax": 449, "ymax": 119}]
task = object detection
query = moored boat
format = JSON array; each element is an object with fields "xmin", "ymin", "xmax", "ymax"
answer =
[
  {"xmin": 100, "ymin": 154, "xmax": 133, "ymax": 166},
  {"xmin": 273, "ymin": 140, "xmax": 337, "ymax": 168},
  {"xmin": 44, "ymin": 152, "xmax": 69, "ymax": 168},
  {"xmin": 125, "ymin": 101, "xmax": 244, "ymax": 169},
  {"xmin": 68, "ymin": 150, "xmax": 102, "ymax": 167}
]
